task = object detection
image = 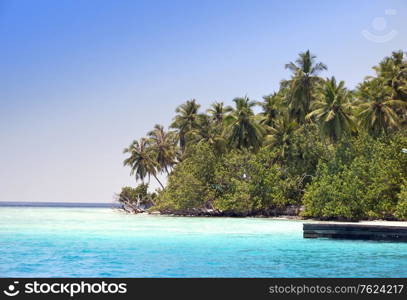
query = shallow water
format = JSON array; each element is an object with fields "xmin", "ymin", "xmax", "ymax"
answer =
[{"xmin": 0, "ymin": 207, "xmax": 406, "ymax": 277}]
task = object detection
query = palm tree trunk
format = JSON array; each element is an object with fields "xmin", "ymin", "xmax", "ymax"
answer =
[{"xmin": 152, "ymin": 174, "xmax": 164, "ymax": 189}]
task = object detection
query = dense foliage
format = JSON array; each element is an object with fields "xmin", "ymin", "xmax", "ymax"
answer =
[
  {"xmin": 303, "ymin": 133, "xmax": 407, "ymax": 220},
  {"xmin": 122, "ymin": 50, "xmax": 407, "ymax": 220},
  {"xmin": 396, "ymin": 182, "xmax": 407, "ymax": 220},
  {"xmin": 117, "ymin": 184, "xmax": 156, "ymax": 209}
]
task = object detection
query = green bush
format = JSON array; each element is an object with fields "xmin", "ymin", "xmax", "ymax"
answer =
[
  {"xmin": 396, "ymin": 183, "xmax": 407, "ymax": 220},
  {"xmin": 213, "ymin": 148, "xmax": 298, "ymax": 215},
  {"xmin": 118, "ymin": 184, "xmax": 155, "ymax": 206},
  {"xmin": 156, "ymin": 144, "xmax": 299, "ymax": 215},
  {"xmin": 155, "ymin": 132, "xmax": 407, "ymax": 219},
  {"xmin": 303, "ymin": 133, "xmax": 407, "ymax": 220},
  {"xmin": 155, "ymin": 142, "xmax": 218, "ymax": 211},
  {"xmin": 302, "ymin": 164, "xmax": 366, "ymax": 220}
]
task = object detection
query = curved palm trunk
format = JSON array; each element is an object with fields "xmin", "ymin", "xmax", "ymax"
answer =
[{"xmin": 152, "ymin": 173, "xmax": 164, "ymax": 189}]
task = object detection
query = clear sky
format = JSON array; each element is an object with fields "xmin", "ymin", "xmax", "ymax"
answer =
[{"xmin": 0, "ymin": 0, "xmax": 406, "ymax": 203}]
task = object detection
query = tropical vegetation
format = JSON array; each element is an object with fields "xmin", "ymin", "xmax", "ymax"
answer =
[{"xmin": 121, "ymin": 50, "xmax": 407, "ymax": 220}]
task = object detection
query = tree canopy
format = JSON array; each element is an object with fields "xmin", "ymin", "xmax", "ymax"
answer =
[{"xmin": 122, "ymin": 50, "xmax": 407, "ymax": 220}]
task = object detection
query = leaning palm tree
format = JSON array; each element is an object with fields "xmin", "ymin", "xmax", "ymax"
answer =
[
  {"xmin": 147, "ymin": 124, "xmax": 178, "ymax": 174},
  {"xmin": 206, "ymin": 102, "xmax": 233, "ymax": 125},
  {"xmin": 306, "ymin": 77, "xmax": 355, "ymax": 143},
  {"xmin": 224, "ymin": 97, "xmax": 266, "ymax": 151},
  {"xmin": 356, "ymin": 79, "xmax": 407, "ymax": 136},
  {"xmin": 170, "ymin": 99, "xmax": 201, "ymax": 151},
  {"xmin": 123, "ymin": 138, "xmax": 164, "ymax": 189},
  {"xmin": 281, "ymin": 50, "xmax": 327, "ymax": 124}
]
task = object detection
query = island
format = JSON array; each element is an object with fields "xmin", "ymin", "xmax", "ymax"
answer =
[{"xmin": 118, "ymin": 50, "xmax": 407, "ymax": 223}]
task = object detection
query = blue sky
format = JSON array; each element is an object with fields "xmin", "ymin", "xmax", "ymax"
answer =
[{"xmin": 0, "ymin": 0, "xmax": 406, "ymax": 202}]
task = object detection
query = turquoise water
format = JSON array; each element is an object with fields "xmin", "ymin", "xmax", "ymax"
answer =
[{"xmin": 1, "ymin": 207, "xmax": 407, "ymax": 277}]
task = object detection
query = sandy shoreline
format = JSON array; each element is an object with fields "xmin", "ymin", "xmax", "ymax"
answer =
[
  {"xmin": 130, "ymin": 211, "xmax": 407, "ymax": 226},
  {"xmin": 272, "ymin": 216, "xmax": 407, "ymax": 227},
  {"xmin": 307, "ymin": 220, "xmax": 407, "ymax": 227}
]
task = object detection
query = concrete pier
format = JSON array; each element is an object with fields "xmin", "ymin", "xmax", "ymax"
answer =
[{"xmin": 303, "ymin": 222, "xmax": 407, "ymax": 241}]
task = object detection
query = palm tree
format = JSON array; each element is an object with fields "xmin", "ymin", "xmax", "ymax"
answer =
[
  {"xmin": 281, "ymin": 50, "xmax": 327, "ymax": 123},
  {"xmin": 372, "ymin": 51, "xmax": 407, "ymax": 125},
  {"xmin": 306, "ymin": 77, "xmax": 355, "ymax": 143},
  {"xmin": 372, "ymin": 50, "xmax": 407, "ymax": 101},
  {"xmin": 224, "ymin": 97, "xmax": 266, "ymax": 151},
  {"xmin": 123, "ymin": 138, "xmax": 164, "ymax": 189},
  {"xmin": 147, "ymin": 124, "xmax": 178, "ymax": 174},
  {"xmin": 356, "ymin": 79, "xmax": 407, "ymax": 135},
  {"xmin": 206, "ymin": 102, "xmax": 233, "ymax": 125},
  {"xmin": 170, "ymin": 99, "xmax": 201, "ymax": 151},
  {"xmin": 264, "ymin": 114, "xmax": 299, "ymax": 162},
  {"xmin": 186, "ymin": 114, "xmax": 227, "ymax": 154},
  {"xmin": 258, "ymin": 92, "xmax": 285, "ymax": 127}
]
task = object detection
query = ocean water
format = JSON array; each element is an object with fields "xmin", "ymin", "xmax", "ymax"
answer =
[{"xmin": 0, "ymin": 206, "xmax": 406, "ymax": 277}]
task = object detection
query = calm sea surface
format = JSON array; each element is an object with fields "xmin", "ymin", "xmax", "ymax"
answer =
[{"xmin": 1, "ymin": 205, "xmax": 406, "ymax": 277}]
